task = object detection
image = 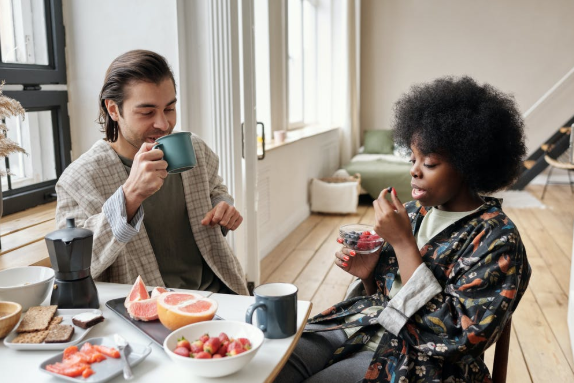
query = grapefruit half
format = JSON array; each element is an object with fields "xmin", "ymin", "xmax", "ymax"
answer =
[
  {"xmin": 124, "ymin": 275, "xmax": 150, "ymax": 308},
  {"xmin": 157, "ymin": 292, "xmax": 218, "ymax": 331}
]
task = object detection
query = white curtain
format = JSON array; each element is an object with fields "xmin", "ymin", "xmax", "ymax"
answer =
[{"xmin": 332, "ymin": 0, "xmax": 361, "ymax": 166}]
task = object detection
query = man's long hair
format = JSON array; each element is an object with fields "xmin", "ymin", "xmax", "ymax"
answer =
[{"xmin": 98, "ymin": 50, "xmax": 176, "ymax": 142}]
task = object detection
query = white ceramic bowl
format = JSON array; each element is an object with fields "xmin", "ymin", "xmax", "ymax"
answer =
[
  {"xmin": 0, "ymin": 266, "xmax": 55, "ymax": 311},
  {"xmin": 164, "ymin": 320, "xmax": 265, "ymax": 378}
]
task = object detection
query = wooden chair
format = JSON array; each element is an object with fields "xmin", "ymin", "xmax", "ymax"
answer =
[
  {"xmin": 541, "ymin": 127, "xmax": 574, "ymax": 199},
  {"xmin": 491, "ymin": 318, "xmax": 513, "ymax": 383},
  {"xmin": 542, "ymin": 152, "xmax": 574, "ymax": 199}
]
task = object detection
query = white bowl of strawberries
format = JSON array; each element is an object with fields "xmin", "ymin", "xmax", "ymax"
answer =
[{"xmin": 163, "ymin": 320, "xmax": 265, "ymax": 377}]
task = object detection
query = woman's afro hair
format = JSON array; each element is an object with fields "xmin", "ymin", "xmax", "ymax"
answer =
[{"xmin": 393, "ymin": 76, "xmax": 527, "ymax": 194}]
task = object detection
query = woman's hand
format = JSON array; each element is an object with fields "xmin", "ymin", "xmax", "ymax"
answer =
[
  {"xmin": 374, "ymin": 187, "xmax": 422, "ymax": 283},
  {"xmin": 373, "ymin": 187, "xmax": 413, "ymax": 248},
  {"xmin": 334, "ymin": 246, "xmax": 379, "ymax": 281},
  {"xmin": 334, "ymin": 246, "xmax": 379, "ymax": 295}
]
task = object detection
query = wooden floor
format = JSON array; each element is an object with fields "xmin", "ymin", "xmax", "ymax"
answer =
[{"xmin": 262, "ymin": 184, "xmax": 574, "ymax": 383}]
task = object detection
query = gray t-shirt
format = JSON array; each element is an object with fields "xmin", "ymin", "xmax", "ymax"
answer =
[{"xmin": 118, "ymin": 155, "xmax": 231, "ymax": 293}]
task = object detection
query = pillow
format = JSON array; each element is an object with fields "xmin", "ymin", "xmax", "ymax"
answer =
[
  {"xmin": 363, "ymin": 130, "xmax": 394, "ymax": 154},
  {"xmin": 310, "ymin": 178, "xmax": 358, "ymax": 214}
]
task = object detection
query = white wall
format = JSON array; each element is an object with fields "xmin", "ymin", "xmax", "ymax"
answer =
[
  {"xmin": 62, "ymin": 0, "xmax": 181, "ymax": 159},
  {"xmin": 360, "ymin": 0, "xmax": 574, "ymax": 154},
  {"xmin": 257, "ymin": 129, "xmax": 340, "ymax": 258}
]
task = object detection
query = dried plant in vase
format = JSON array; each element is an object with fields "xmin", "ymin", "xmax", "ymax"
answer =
[
  {"xmin": 0, "ymin": 80, "xmax": 27, "ymax": 223},
  {"xmin": 0, "ymin": 80, "xmax": 27, "ymax": 176}
]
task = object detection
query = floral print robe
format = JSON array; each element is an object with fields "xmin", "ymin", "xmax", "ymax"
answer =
[{"xmin": 307, "ymin": 197, "xmax": 531, "ymax": 382}]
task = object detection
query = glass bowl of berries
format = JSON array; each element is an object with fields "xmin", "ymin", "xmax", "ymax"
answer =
[{"xmin": 338, "ymin": 224, "xmax": 384, "ymax": 254}]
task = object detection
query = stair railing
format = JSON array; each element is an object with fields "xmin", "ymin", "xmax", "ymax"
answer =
[{"xmin": 523, "ymin": 65, "xmax": 574, "ymax": 119}]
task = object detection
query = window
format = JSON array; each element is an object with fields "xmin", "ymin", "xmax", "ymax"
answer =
[
  {"xmin": 287, "ymin": 0, "xmax": 317, "ymax": 129},
  {"xmin": 0, "ymin": 0, "xmax": 70, "ymax": 215},
  {"xmin": 0, "ymin": 0, "xmax": 66, "ymax": 83}
]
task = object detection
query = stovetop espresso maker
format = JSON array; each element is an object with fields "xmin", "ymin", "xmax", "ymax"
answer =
[{"xmin": 45, "ymin": 218, "xmax": 99, "ymax": 308}]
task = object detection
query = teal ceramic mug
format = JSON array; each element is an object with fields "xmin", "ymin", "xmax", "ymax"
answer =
[
  {"xmin": 153, "ymin": 132, "xmax": 197, "ymax": 173},
  {"xmin": 245, "ymin": 283, "xmax": 298, "ymax": 339}
]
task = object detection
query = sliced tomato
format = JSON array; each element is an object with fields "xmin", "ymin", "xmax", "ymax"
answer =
[{"xmin": 94, "ymin": 345, "xmax": 121, "ymax": 358}]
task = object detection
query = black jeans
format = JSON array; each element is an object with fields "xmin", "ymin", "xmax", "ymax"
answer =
[{"xmin": 274, "ymin": 322, "xmax": 374, "ymax": 383}]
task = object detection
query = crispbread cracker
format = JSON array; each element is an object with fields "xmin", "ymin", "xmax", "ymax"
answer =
[
  {"xmin": 11, "ymin": 330, "xmax": 50, "ymax": 344},
  {"xmin": 16, "ymin": 305, "xmax": 58, "ymax": 333},
  {"xmin": 48, "ymin": 316, "xmax": 63, "ymax": 329},
  {"xmin": 45, "ymin": 325, "xmax": 74, "ymax": 343}
]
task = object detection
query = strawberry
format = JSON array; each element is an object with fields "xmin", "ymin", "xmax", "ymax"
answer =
[
  {"xmin": 203, "ymin": 337, "xmax": 222, "ymax": 355},
  {"xmin": 227, "ymin": 347, "xmax": 246, "ymax": 356},
  {"xmin": 218, "ymin": 332, "xmax": 230, "ymax": 343},
  {"xmin": 199, "ymin": 333, "xmax": 210, "ymax": 343},
  {"xmin": 227, "ymin": 340, "xmax": 245, "ymax": 356},
  {"xmin": 173, "ymin": 346, "xmax": 191, "ymax": 357},
  {"xmin": 195, "ymin": 351, "xmax": 212, "ymax": 359},
  {"xmin": 177, "ymin": 336, "xmax": 191, "ymax": 351},
  {"xmin": 357, "ymin": 241, "xmax": 370, "ymax": 250},
  {"xmin": 190, "ymin": 340, "xmax": 204, "ymax": 354},
  {"xmin": 216, "ymin": 341, "xmax": 229, "ymax": 356},
  {"xmin": 237, "ymin": 338, "xmax": 252, "ymax": 350},
  {"xmin": 212, "ymin": 354, "xmax": 223, "ymax": 358}
]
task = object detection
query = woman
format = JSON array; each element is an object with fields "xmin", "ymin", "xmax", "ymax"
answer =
[{"xmin": 276, "ymin": 76, "xmax": 531, "ymax": 382}]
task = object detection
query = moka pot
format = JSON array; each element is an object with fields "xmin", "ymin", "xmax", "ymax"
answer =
[{"xmin": 45, "ymin": 218, "xmax": 99, "ymax": 308}]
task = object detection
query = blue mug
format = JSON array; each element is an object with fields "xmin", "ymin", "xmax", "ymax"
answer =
[
  {"xmin": 153, "ymin": 131, "xmax": 197, "ymax": 173},
  {"xmin": 245, "ymin": 283, "xmax": 298, "ymax": 339}
]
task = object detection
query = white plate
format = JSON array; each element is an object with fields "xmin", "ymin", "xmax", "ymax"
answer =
[
  {"xmin": 3, "ymin": 308, "xmax": 103, "ymax": 350},
  {"xmin": 39, "ymin": 336, "xmax": 152, "ymax": 382}
]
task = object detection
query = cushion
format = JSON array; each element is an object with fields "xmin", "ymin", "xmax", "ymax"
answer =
[
  {"xmin": 363, "ymin": 130, "xmax": 394, "ymax": 154},
  {"xmin": 310, "ymin": 178, "xmax": 358, "ymax": 214}
]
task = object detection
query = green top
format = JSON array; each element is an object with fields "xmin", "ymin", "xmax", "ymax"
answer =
[{"xmin": 118, "ymin": 155, "xmax": 231, "ymax": 293}]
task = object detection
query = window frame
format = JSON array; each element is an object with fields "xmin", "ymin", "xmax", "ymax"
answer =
[
  {"xmin": 0, "ymin": 0, "xmax": 66, "ymax": 84},
  {"xmin": 286, "ymin": 0, "xmax": 318, "ymax": 131},
  {"xmin": 2, "ymin": 90, "xmax": 70, "ymax": 215},
  {"xmin": 0, "ymin": 0, "xmax": 70, "ymax": 215}
]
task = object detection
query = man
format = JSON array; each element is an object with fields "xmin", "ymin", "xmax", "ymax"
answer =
[{"xmin": 56, "ymin": 50, "xmax": 248, "ymax": 295}]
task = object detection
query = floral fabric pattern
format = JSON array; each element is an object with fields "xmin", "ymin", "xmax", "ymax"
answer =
[{"xmin": 307, "ymin": 197, "xmax": 531, "ymax": 382}]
